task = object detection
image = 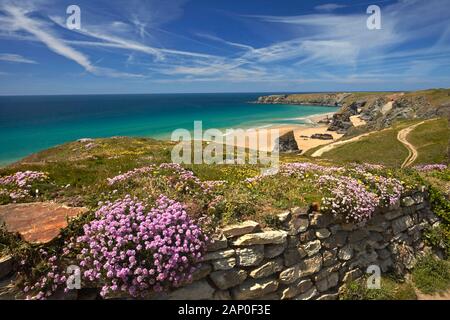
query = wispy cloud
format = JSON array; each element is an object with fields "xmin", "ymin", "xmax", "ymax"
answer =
[
  {"xmin": 314, "ymin": 3, "xmax": 347, "ymax": 12},
  {"xmin": 0, "ymin": 53, "xmax": 37, "ymax": 64}
]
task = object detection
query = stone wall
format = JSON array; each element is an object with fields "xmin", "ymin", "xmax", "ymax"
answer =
[
  {"xmin": 164, "ymin": 189, "xmax": 439, "ymax": 300},
  {"xmin": 0, "ymin": 190, "xmax": 439, "ymax": 300}
]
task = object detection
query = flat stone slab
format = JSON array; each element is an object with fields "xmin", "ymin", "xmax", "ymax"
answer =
[{"xmin": 0, "ymin": 203, "xmax": 88, "ymax": 244}]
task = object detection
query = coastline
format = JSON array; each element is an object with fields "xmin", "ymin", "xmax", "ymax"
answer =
[{"xmin": 215, "ymin": 111, "xmax": 341, "ymax": 153}]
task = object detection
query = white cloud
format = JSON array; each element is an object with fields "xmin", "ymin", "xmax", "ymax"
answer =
[
  {"xmin": 0, "ymin": 53, "xmax": 37, "ymax": 64},
  {"xmin": 314, "ymin": 3, "xmax": 347, "ymax": 12}
]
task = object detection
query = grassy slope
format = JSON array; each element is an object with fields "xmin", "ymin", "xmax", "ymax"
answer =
[
  {"xmin": 304, "ymin": 118, "xmax": 449, "ymax": 167},
  {"xmin": 408, "ymin": 118, "xmax": 450, "ymax": 165}
]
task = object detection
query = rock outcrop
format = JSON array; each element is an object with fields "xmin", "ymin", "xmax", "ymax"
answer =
[
  {"xmin": 274, "ymin": 131, "xmax": 300, "ymax": 153},
  {"xmin": 0, "ymin": 203, "xmax": 87, "ymax": 244}
]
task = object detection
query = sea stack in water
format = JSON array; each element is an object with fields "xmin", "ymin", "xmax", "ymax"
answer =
[{"xmin": 274, "ymin": 130, "xmax": 300, "ymax": 153}]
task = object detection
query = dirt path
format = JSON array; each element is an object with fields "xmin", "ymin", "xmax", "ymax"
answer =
[
  {"xmin": 397, "ymin": 121, "xmax": 427, "ymax": 168},
  {"xmin": 310, "ymin": 129, "xmax": 386, "ymax": 158}
]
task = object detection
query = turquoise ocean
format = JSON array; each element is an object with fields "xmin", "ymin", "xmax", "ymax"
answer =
[{"xmin": 0, "ymin": 93, "xmax": 337, "ymax": 165}]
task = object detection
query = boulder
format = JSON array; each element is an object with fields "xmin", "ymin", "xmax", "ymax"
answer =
[
  {"xmin": 0, "ymin": 203, "xmax": 88, "ymax": 244},
  {"xmin": 310, "ymin": 133, "xmax": 333, "ymax": 140}
]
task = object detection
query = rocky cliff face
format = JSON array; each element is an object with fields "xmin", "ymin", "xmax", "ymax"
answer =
[
  {"xmin": 257, "ymin": 89, "xmax": 450, "ymax": 135},
  {"xmin": 257, "ymin": 93, "xmax": 351, "ymax": 106}
]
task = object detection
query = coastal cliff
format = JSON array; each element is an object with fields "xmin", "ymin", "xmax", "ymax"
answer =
[
  {"xmin": 257, "ymin": 93, "xmax": 351, "ymax": 107},
  {"xmin": 257, "ymin": 89, "xmax": 450, "ymax": 135}
]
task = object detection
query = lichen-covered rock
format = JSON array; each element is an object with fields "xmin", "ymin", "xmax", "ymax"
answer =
[
  {"xmin": 210, "ymin": 269, "xmax": 247, "ymax": 290},
  {"xmin": 392, "ymin": 216, "xmax": 414, "ymax": 235},
  {"xmin": 315, "ymin": 228, "xmax": 331, "ymax": 239},
  {"xmin": 212, "ymin": 258, "xmax": 236, "ymax": 271},
  {"xmin": 338, "ymin": 245, "xmax": 353, "ymax": 261},
  {"xmin": 299, "ymin": 240, "xmax": 321, "ymax": 257},
  {"xmin": 401, "ymin": 196, "xmax": 415, "ymax": 207},
  {"xmin": 323, "ymin": 249, "xmax": 338, "ymax": 267},
  {"xmin": 233, "ymin": 230, "xmax": 287, "ymax": 246},
  {"xmin": 232, "ymin": 277, "xmax": 279, "ymax": 300},
  {"xmin": 279, "ymin": 255, "xmax": 323, "ymax": 284},
  {"xmin": 342, "ymin": 268, "xmax": 362, "ymax": 283},
  {"xmin": 236, "ymin": 245, "xmax": 264, "ymax": 266},
  {"xmin": 283, "ymin": 247, "xmax": 307, "ymax": 267},
  {"xmin": 293, "ymin": 287, "xmax": 318, "ymax": 300},
  {"xmin": 222, "ymin": 220, "xmax": 260, "ymax": 238},
  {"xmin": 203, "ymin": 249, "xmax": 235, "ymax": 261},
  {"xmin": 264, "ymin": 242, "xmax": 287, "ymax": 259},
  {"xmin": 249, "ymin": 258, "xmax": 284, "ymax": 279},
  {"xmin": 316, "ymin": 272, "xmax": 339, "ymax": 292},
  {"xmin": 287, "ymin": 216, "xmax": 309, "ymax": 235},
  {"xmin": 207, "ymin": 234, "xmax": 228, "ymax": 251},
  {"xmin": 281, "ymin": 279, "xmax": 313, "ymax": 299}
]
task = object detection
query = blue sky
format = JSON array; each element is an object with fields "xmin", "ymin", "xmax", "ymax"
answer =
[{"xmin": 0, "ymin": 0, "xmax": 449, "ymax": 95}]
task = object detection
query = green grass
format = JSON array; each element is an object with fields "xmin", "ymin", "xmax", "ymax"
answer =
[
  {"xmin": 311, "ymin": 127, "xmax": 409, "ymax": 167},
  {"xmin": 408, "ymin": 118, "xmax": 449, "ymax": 165},
  {"xmin": 339, "ymin": 275, "xmax": 417, "ymax": 300},
  {"xmin": 412, "ymin": 255, "xmax": 450, "ymax": 295}
]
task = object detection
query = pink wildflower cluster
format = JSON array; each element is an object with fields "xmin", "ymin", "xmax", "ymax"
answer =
[
  {"xmin": 107, "ymin": 166, "xmax": 155, "ymax": 185},
  {"xmin": 364, "ymin": 174, "xmax": 403, "ymax": 207},
  {"xmin": 76, "ymin": 195, "xmax": 207, "ymax": 298},
  {"xmin": 0, "ymin": 170, "xmax": 48, "ymax": 201},
  {"xmin": 280, "ymin": 162, "xmax": 343, "ymax": 177},
  {"xmin": 413, "ymin": 164, "xmax": 448, "ymax": 172},
  {"xmin": 245, "ymin": 162, "xmax": 343, "ymax": 183},
  {"xmin": 107, "ymin": 163, "xmax": 221, "ymax": 194},
  {"xmin": 319, "ymin": 175, "xmax": 379, "ymax": 223}
]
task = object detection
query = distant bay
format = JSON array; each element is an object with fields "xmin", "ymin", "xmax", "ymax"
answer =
[{"xmin": 0, "ymin": 93, "xmax": 337, "ymax": 165}]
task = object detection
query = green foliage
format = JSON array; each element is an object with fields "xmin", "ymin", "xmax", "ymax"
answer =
[
  {"xmin": 424, "ymin": 225, "xmax": 450, "ymax": 258},
  {"xmin": 412, "ymin": 255, "xmax": 450, "ymax": 294},
  {"xmin": 339, "ymin": 275, "xmax": 417, "ymax": 300}
]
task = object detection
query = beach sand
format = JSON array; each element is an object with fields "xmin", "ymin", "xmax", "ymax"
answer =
[{"xmin": 213, "ymin": 112, "xmax": 343, "ymax": 153}]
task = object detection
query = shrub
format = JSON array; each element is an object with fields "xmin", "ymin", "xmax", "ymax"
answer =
[
  {"xmin": 319, "ymin": 175, "xmax": 379, "ymax": 223},
  {"xmin": 21, "ymin": 195, "xmax": 208, "ymax": 299},
  {"xmin": 76, "ymin": 195, "xmax": 208, "ymax": 297}
]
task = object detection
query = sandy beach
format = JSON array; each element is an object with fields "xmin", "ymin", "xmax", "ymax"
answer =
[{"xmin": 213, "ymin": 112, "xmax": 342, "ymax": 153}]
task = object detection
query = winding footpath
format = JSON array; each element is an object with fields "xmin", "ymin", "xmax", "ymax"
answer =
[
  {"xmin": 397, "ymin": 121, "xmax": 427, "ymax": 168},
  {"xmin": 310, "ymin": 129, "xmax": 386, "ymax": 158}
]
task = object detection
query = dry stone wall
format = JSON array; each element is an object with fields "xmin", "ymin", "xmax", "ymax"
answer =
[{"xmin": 164, "ymin": 189, "xmax": 439, "ymax": 300}]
